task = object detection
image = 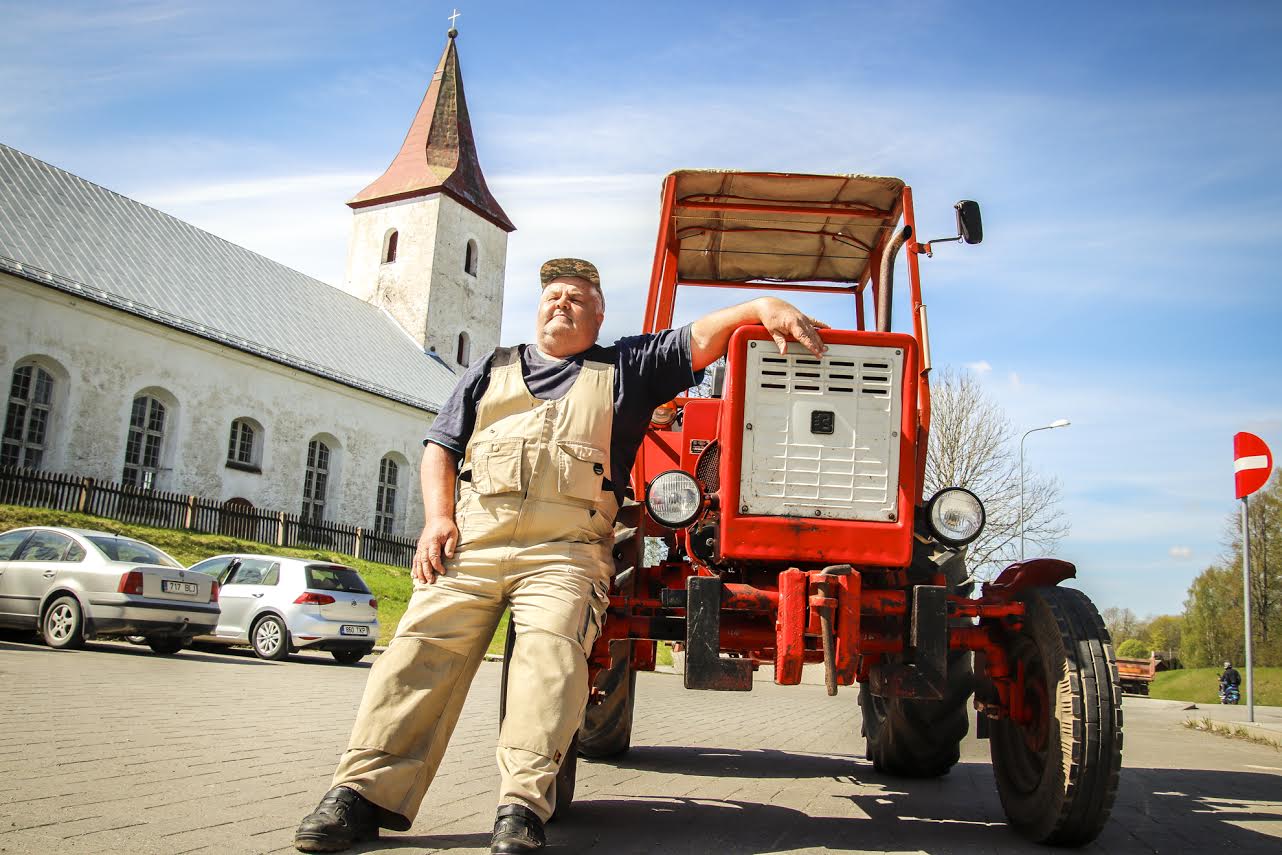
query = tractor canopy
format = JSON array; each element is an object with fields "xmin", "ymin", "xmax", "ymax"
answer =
[{"xmin": 667, "ymin": 169, "xmax": 905, "ymax": 285}]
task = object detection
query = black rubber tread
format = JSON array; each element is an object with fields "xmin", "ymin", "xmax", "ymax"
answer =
[
  {"xmin": 859, "ymin": 543, "xmax": 973, "ymax": 778},
  {"xmin": 990, "ymin": 586, "xmax": 1122, "ymax": 846},
  {"xmin": 579, "ymin": 641, "xmax": 637, "ymax": 758},
  {"xmin": 497, "ymin": 621, "xmax": 577, "ymax": 820},
  {"xmin": 147, "ymin": 636, "xmax": 185, "ymax": 655},
  {"xmin": 41, "ymin": 594, "xmax": 86, "ymax": 650}
]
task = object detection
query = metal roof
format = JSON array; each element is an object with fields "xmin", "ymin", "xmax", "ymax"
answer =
[{"xmin": 0, "ymin": 143, "xmax": 460, "ymax": 412}]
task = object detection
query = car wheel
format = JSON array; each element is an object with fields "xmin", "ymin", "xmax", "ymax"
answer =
[
  {"xmin": 250, "ymin": 615, "xmax": 289, "ymax": 661},
  {"xmin": 42, "ymin": 596, "xmax": 86, "ymax": 650},
  {"xmin": 148, "ymin": 637, "xmax": 186, "ymax": 656},
  {"xmin": 331, "ymin": 648, "xmax": 369, "ymax": 665}
]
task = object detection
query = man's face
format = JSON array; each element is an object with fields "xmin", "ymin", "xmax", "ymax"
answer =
[{"xmin": 536, "ymin": 277, "xmax": 604, "ymax": 356}]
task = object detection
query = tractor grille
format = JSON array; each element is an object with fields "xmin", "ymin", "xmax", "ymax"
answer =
[{"xmin": 739, "ymin": 342, "xmax": 903, "ymax": 521}]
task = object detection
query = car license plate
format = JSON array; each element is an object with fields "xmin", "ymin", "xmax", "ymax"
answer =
[
  {"xmin": 162, "ymin": 580, "xmax": 198, "ymax": 595},
  {"xmin": 340, "ymin": 625, "xmax": 370, "ymax": 636}
]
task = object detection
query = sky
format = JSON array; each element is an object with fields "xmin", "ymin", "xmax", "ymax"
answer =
[{"xmin": 3, "ymin": 0, "xmax": 1280, "ymax": 617}]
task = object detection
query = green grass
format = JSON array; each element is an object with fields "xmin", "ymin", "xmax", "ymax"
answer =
[
  {"xmin": 1150, "ymin": 666, "xmax": 1282, "ymax": 706},
  {"xmin": 1, "ymin": 504, "xmax": 419, "ymax": 645}
]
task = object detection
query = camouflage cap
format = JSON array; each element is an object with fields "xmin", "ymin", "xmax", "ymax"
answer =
[{"xmin": 539, "ymin": 257, "xmax": 601, "ymax": 289}]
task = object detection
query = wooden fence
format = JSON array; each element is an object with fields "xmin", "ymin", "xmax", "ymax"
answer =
[{"xmin": 0, "ymin": 464, "xmax": 417, "ymax": 569}]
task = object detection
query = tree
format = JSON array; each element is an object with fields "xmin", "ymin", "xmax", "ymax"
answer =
[
  {"xmin": 924, "ymin": 369, "xmax": 1069, "ymax": 578},
  {"xmin": 1101, "ymin": 606, "xmax": 1141, "ymax": 644},
  {"xmin": 1143, "ymin": 614, "xmax": 1184, "ymax": 662},
  {"xmin": 1116, "ymin": 638, "xmax": 1150, "ymax": 658},
  {"xmin": 1182, "ymin": 563, "xmax": 1243, "ymax": 667}
]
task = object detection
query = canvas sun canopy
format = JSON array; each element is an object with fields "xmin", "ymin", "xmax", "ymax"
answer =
[{"xmin": 668, "ymin": 170, "xmax": 905, "ymax": 285}]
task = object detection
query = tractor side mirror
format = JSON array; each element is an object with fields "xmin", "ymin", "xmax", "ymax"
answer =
[{"xmin": 955, "ymin": 200, "xmax": 983, "ymax": 245}]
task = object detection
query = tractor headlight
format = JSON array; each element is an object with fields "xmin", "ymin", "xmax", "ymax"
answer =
[
  {"xmin": 926, "ymin": 488, "xmax": 985, "ymax": 546},
  {"xmin": 646, "ymin": 470, "xmax": 703, "ymax": 528}
]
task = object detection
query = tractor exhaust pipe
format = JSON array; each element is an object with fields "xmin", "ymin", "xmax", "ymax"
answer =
[{"xmin": 876, "ymin": 225, "xmax": 912, "ymax": 333}]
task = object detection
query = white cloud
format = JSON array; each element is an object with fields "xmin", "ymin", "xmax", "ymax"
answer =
[
  {"xmin": 1169, "ymin": 546, "xmax": 1193, "ymax": 559},
  {"xmin": 1008, "ymin": 371, "xmax": 1023, "ymax": 390},
  {"xmin": 966, "ymin": 360, "xmax": 993, "ymax": 375}
]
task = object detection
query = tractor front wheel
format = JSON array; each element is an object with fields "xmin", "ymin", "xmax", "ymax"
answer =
[
  {"xmin": 579, "ymin": 641, "xmax": 637, "ymax": 758},
  {"xmin": 989, "ymin": 586, "xmax": 1122, "ymax": 846}
]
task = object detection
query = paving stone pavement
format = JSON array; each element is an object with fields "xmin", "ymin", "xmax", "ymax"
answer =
[{"xmin": 1, "ymin": 635, "xmax": 1280, "ymax": 854}]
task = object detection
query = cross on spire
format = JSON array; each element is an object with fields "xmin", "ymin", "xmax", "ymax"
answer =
[{"xmin": 448, "ymin": 8, "xmax": 461, "ymax": 30}]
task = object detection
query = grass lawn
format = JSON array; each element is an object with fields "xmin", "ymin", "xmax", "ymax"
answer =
[{"xmin": 1150, "ymin": 666, "xmax": 1282, "ymax": 706}]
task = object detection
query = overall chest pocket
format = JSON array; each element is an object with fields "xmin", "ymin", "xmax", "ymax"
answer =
[
  {"xmin": 555, "ymin": 441, "xmax": 607, "ymax": 504},
  {"xmin": 471, "ymin": 438, "xmax": 525, "ymax": 495}
]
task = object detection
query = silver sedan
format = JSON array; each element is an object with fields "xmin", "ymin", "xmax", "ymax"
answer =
[
  {"xmin": 0, "ymin": 526, "xmax": 220, "ymax": 654},
  {"xmin": 188, "ymin": 554, "xmax": 379, "ymax": 664}
]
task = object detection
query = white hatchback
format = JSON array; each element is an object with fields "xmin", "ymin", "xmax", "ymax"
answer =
[{"xmin": 188, "ymin": 554, "xmax": 379, "ymax": 664}]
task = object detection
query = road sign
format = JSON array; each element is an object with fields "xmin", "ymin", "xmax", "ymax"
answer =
[{"xmin": 1234, "ymin": 432, "xmax": 1273, "ymax": 500}]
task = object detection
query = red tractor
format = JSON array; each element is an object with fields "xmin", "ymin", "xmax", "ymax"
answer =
[{"xmin": 511, "ymin": 169, "xmax": 1122, "ymax": 846}]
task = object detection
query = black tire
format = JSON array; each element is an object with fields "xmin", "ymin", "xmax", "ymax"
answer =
[
  {"xmin": 147, "ymin": 636, "xmax": 185, "ymax": 656},
  {"xmin": 989, "ymin": 586, "xmax": 1122, "ymax": 846},
  {"xmin": 859, "ymin": 543, "xmax": 973, "ymax": 777},
  {"xmin": 498, "ymin": 621, "xmax": 577, "ymax": 821},
  {"xmin": 42, "ymin": 595, "xmax": 86, "ymax": 650},
  {"xmin": 250, "ymin": 614, "xmax": 290, "ymax": 661},
  {"xmin": 331, "ymin": 648, "xmax": 369, "ymax": 665},
  {"xmin": 579, "ymin": 641, "xmax": 637, "ymax": 758}
]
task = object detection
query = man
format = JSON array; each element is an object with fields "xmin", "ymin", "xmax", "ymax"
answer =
[
  {"xmin": 1220, "ymin": 660, "xmax": 1241, "ymax": 693},
  {"xmin": 295, "ymin": 258, "xmax": 827, "ymax": 854}
]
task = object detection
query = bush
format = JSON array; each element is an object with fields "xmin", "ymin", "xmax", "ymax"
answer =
[{"xmin": 1116, "ymin": 638, "xmax": 1151, "ymax": 658}]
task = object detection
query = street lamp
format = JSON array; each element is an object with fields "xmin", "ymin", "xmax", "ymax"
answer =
[{"xmin": 1020, "ymin": 419, "xmax": 1071, "ymax": 560}]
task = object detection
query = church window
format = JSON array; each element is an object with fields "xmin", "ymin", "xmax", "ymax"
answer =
[
  {"xmin": 464, "ymin": 239, "xmax": 478, "ymax": 276},
  {"xmin": 123, "ymin": 395, "xmax": 167, "ymax": 490},
  {"xmin": 383, "ymin": 229, "xmax": 399, "ymax": 264},
  {"xmin": 456, "ymin": 331, "xmax": 471, "ymax": 367},
  {"xmin": 2, "ymin": 363, "xmax": 54, "ymax": 470},
  {"xmin": 301, "ymin": 439, "xmax": 330, "ymax": 523},
  {"xmin": 374, "ymin": 456, "xmax": 399, "ymax": 535},
  {"xmin": 226, "ymin": 418, "xmax": 262, "ymax": 471}
]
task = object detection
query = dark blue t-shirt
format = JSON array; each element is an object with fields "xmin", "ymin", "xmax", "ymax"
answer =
[{"xmin": 424, "ymin": 325, "xmax": 700, "ymax": 501}]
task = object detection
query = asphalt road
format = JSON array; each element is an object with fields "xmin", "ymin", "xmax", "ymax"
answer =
[{"xmin": 0, "ymin": 634, "xmax": 1279, "ymax": 854}]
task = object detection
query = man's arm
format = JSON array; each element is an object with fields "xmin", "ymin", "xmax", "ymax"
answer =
[
  {"xmin": 689, "ymin": 296, "xmax": 828, "ymax": 371},
  {"xmin": 412, "ymin": 442, "xmax": 460, "ymax": 585}
]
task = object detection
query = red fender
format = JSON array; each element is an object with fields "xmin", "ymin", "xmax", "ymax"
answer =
[{"xmin": 981, "ymin": 558, "xmax": 1076, "ymax": 602}]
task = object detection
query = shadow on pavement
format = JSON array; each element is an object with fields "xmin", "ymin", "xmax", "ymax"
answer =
[
  {"xmin": 0, "ymin": 634, "xmax": 373, "ymax": 668},
  {"xmin": 611, "ymin": 744, "xmax": 861, "ymax": 779}
]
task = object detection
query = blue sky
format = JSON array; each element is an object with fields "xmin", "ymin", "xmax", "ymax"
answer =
[{"xmin": 3, "ymin": 0, "xmax": 1280, "ymax": 616}]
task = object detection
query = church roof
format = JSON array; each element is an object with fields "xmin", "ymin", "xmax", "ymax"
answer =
[
  {"xmin": 0, "ymin": 143, "xmax": 460, "ymax": 413},
  {"xmin": 347, "ymin": 32, "xmax": 516, "ymax": 232}
]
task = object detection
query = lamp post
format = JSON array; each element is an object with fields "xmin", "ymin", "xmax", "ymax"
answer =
[{"xmin": 1020, "ymin": 419, "xmax": 1071, "ymax": 560}]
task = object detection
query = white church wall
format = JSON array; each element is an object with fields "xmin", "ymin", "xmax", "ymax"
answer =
[
  {"xmin": 2, "ymin": 273, "xmax": 431, "ymax": 538},
  {"xmin": 428, "ymin": 195, "xmax": 507, "ymax": 367},
  {"xmin": 342, "ymin": 194, "xmax": 442, "ymax": 350}
]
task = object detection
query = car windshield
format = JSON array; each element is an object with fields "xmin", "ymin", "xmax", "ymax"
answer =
[
  {"xmin": 305, "ymin": 564, "xmax": 370, "ymax": 594},
  {"xmin": 87, "ymin": 536, "xmax": 182, "ymax": 568}
]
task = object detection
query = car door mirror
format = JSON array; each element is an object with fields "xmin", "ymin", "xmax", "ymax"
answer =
[{"xmin": 955, "ymin": 200, "xmax": 983, "ymax": 244}]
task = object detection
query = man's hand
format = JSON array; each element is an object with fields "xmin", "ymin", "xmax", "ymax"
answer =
[
  {"xmin": 690, "ymin": 296, "xmax": 830, "ymax": 370},
  {"xmin": 412, "ymin": 517, "xmax": 458, "ymax": 585},
  {"xmin": 756, "ymin": 297, "xmax": 829, "ymax": 358}
]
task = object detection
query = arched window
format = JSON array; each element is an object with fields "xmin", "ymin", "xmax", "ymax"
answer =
[
  {"xmin": 226, "ymin": 418, "xmax": 262, "ymax": 470},
  {"xmin": 464, "ymin": 239, "xmax": 478, "ymax": 276},
  {"xmin": 123, "ymin": 394, "xmax": 167, "ymax": 489},
  {"xmin": 456, "ymin": 331, "xmax": 471, "ymax": 367},
  {"xmin": 374, "ymin": 456, "xmax": 400, "ymax": 534},
  {"xmin": 2, "ymin": 363, "xmax": 54, "ymax": 469},
  {"xmin": 382, "ymin": 229, "xmax": 399, "ymax": 264},
  {"xmin": 301, "ymin": 438, "xmax": 331, "ymax": 523}
]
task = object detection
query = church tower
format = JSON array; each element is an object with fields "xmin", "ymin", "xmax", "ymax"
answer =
[{"xmin": 343, "ymin": 28, "xmax": 514, "ymax": 369}]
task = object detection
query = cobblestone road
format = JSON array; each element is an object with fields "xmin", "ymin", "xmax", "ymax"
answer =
[{"xmin": 1, "ymin": 635, "xmax": 1280, "ymax": 854}]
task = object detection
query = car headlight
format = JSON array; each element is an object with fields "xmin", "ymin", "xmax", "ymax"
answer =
[
  {"xmin": 926, "ymin": 488, "xmax": 985, "ymax": 546},
  {"xmin": 646, "ymin": 470, "xmax": 703, "ymax": 528}
]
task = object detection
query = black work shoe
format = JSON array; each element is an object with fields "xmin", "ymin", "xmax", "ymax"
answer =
[
  {"xmin": 294, "ymin": 786, "xmax": 381, "ymax": 852},
  {"xmin": 491, "ymin": 804, "xmax": 546, "ymax": 853}
]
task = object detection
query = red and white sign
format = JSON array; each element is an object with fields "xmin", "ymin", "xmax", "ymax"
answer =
[{"xmin": 1234, "ymin": 432, "xmax": 1273, "ymax": 499}]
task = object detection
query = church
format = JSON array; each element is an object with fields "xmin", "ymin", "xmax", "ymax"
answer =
[{"xmin": 0, "ymin": 31, "xmax": 512, "ymax": 538}]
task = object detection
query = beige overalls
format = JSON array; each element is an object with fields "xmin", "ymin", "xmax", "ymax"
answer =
[{"xmin": 331, "ymin": 347, "xmax": 617, "ymax": 824}]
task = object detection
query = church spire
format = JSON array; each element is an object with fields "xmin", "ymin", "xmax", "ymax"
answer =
[{"xmin": 348, "ymin": 30, "xmax": 515, "ymax": 232}]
